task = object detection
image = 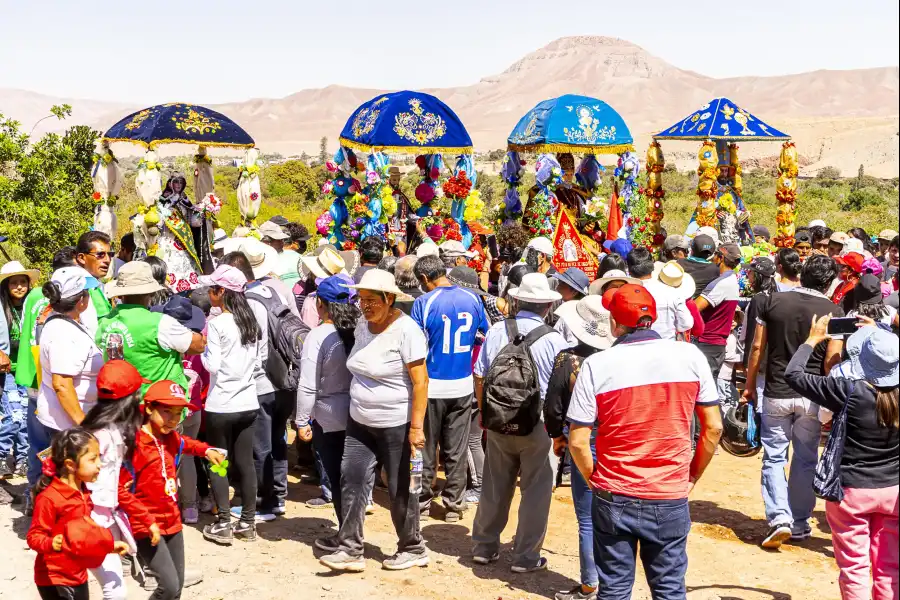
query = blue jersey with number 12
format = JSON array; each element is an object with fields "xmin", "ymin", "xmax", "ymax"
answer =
[{"xmin": 411, "ymin": 286, "xmax": 489, "ymax": 399}]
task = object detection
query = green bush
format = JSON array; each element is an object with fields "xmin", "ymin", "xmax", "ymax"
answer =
[{"xmin": 842, "ymin": 186, "xmax": 886, "ymax": 211}]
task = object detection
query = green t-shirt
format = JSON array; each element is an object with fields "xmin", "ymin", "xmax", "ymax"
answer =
[
  {"xmin": 15, "ymin": 287, "xmax": 50, "ymax": 389},
  {"xmin": 95, "ymin": 304, "xmax": 189, "ymax": 396},
  {"xmin": 90, "ymin": 287, "xmax": 112, "ymax": 319}
]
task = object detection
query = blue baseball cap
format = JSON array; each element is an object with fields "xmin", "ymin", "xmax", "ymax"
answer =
[
  {"xmin": 317, "ymin": 274, "xmax": 355, "ymax": 304},
  {"xmin": 603, "ymin": 238, "xmax": 633, "ymax": 257},
  {"xmin": 151, "ymin": 295, "xmax": 206, "ymax": 333},
  {"xmin": 551, "ymin": 267, "xmax": 590, "ymax": 296}
]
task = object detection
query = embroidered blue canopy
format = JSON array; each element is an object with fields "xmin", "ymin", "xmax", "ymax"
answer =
[
  {"xmin": 338, "ymin": 91, "xmax": 472, "ymax": 154},
  {"xmin": 103, "ymin": 103, "xmax": 255, "ymax": 148},
  {"xmin": 507, "ymin": 95, "xmax": 633, "ymax": 154},
  {"xmin": 653, "ymin": 97, "xmax": 790, "ymax": 141}
]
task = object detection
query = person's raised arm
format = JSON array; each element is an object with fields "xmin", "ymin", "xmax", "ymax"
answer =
[
  {"xmin": 785, "ymin": 315, "xmax": 851, "ymax": 413},
  {"xmin": 406, "ymin": 359, "xmax": 429, "ymax": 453},
  {"xmin": 689, "ymin": 404, "xmax": 723, "ymax": 494}
]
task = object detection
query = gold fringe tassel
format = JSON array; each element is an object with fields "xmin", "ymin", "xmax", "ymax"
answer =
[
  {"xmin": 507, "ymin": 142, "xmax": 634, "ymax": 155},
  {"xmin": 338, "ymin": 137, "xmax": 473, "ymax": 155},
  {"xmin": 102, "ymin": 137, "xmax": 256, "ymax": 149}
]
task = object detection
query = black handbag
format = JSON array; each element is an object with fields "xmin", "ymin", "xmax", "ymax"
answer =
[{"xmin": 813, "ymin": 386, "xmax": 854, "ymax": 502}]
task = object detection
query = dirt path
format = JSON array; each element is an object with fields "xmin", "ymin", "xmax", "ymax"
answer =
[{"xmin": 0, "ymin": 451, "xmax": 839, "ymax": 600}]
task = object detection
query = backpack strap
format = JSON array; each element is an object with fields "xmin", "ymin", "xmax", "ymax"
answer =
[
  {"xmin": 522, "ymin": 324, "xmax": 553, "ymax": 349},
  {"xmin": 504, "ymin": 318, "xmax": 520, "ymax": 342}
]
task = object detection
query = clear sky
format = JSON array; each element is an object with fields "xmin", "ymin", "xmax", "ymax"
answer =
[{"xmin": 2, "ymin": 0, "xmax": 897, "ymax": 104}]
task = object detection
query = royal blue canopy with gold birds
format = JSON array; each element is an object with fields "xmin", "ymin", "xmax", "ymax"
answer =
[
  {"xmin": 102, "ymin": 103, "xmax": 255, "ymax": 148},
  {"xmin": 653, "ymin": 97, "xmax": 790, "ymax": 141},
  {"xmin": 338, "ymin": 91, "xmax": 472, "ymax": 154},
  {"xmin": 507, "ymin": 95, "xmax": 634, "ymax": 154}
]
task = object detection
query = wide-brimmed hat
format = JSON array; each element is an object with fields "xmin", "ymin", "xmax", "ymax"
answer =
[
  {"xmin": 212, "ymin": 228, "xmax": 229, "ymax": 248},
  {"xmin": 0, "ymin": 261, "xmax": 40, "ymax": 287},
  {"xmin": 878, "ymin": 229, "xmax": 898, "ymax": 241},
  {"xmin": 343, "ymin": 268, "xmax": 412, "ymax": 301},
  {"xmin": 339, "ymin": 250, "xmax": 360, "ymax": 276},
  {"xmin": 240, "ymin": 238, "xmax": 279, "ymax": 280},
  {"xmin": 300, "ymin": 247, "xmax": 347, "ymax": 280},
  {"xmin": 448, "ymin": 266, "xmax": 488, "ymax": 296},
  {"xmin": 258, "ymin": 221, "xmax": 289, "ymax": 241},
  {"xmin": 299, "ymin": 244, "xmax": 336, "ymax": 279},
  {"xmin": 849, "ymin": 326, "xmax": 898, "ymax": 387},
  {"xmin": 551, "ymin": 268, "xmax": 589, "ymax": 296},
  {"xmin": 589, "ymin": 269, "xmax": 642, "ymax": 295},
  {"xmin": 554, "ymin": 297, "xmax": 613, "ymax": 350},
  {"xmin": 507, "ymin": 273, "xmax": 562, "ymax": 303},
  {"xmin": 652, "ymin": 261, "xmax": 696, "ymax": 299},
  {"xmin": 106, "ymin": 261, "xmax": 164, "ymax": 297}
]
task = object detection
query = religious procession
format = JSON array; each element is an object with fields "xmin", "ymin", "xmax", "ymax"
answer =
[{"xmin": 0, "ymin": 73, "xmax": 897, "ymax": 600}]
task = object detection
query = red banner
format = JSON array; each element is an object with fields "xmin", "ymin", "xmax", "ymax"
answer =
[{"xmin": 551, "ymin": 210, "xmax": 598, "ymax": 281}]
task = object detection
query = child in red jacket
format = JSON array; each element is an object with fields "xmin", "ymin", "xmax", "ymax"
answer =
[
  {"xmin": 120, "ymin": 380, "xmax": 224, "ymax": 600},
  {"xmin": 27, "ymin": 427, "xmax": 129, "ymax": 600}
]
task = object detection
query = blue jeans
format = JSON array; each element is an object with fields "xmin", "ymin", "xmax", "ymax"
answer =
[
  {"xmin": 592, "ymin": 491, "xmax": 691, "ymax": 599},
  {"xmin": 26, "ymin": 393, "xmax": 56, "ymax": 487},
  {"xmin": 570, "ymin": 432, "xmax": 598, "ymax": 588},
  {"xmin": 0, "ymin": 373, "xmax": 29, "ymax": 465},
  {"xmin": 716, "ymin": 378, "xmax": 738, "ymax": 417},
  {"xmin": 760, "ymin": 395, "xmax": 821, "ymax": 529}
]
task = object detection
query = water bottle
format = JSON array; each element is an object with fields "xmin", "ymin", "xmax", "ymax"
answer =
[
  {"xmin": 107, "ymin": 333, "xmax": 125, "ymax": 361},
  {"xmin": 409, "ymin": 449, "xmax": 423, "ymax": 494}
]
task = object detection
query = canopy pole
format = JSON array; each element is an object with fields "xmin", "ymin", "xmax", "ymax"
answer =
[
  {"xmin": 775, "ymin": 142, "xmax": 799, "ymax": 248},
  {"xmin": 645, "ymin": 141, "xmax": 666, "ymax": 253}
]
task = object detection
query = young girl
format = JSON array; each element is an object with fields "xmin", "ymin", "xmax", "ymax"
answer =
[
  {"xmin": 198, "ymin": 264, "xmax": 262, "ymax": 545},
  {"xmin": 81, "ymin": 359, "xmax": 159, "ymax": 600},
  {"xmin": 27, "ymin": 427, "xmax": 129, "ymax": 600},
  {"xmin": 0, "ymin": 261, "xmax": 39, "ymax": 477},
  {"xmin": 123, "ymin": 380, "xmax": 224, "ymax": 600}
]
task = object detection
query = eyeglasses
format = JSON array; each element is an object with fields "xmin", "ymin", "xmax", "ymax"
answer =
[{"xmin": 84, "ymin": 251, "xmax": 114, "ymax": 259}]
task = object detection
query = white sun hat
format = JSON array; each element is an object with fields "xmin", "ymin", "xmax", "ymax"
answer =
[
  {"xmin": 554, "ymin": 296, "xmax": 613, "ymax": 350},
  {"xmin": 589, "ymin": 269, "xmax": 642, "ymax": 295},
  {"xmin": 652, "ymin": 260, "xmax": 696, "ymax": 300},
  {"xmin": 526, "ymin": 236, "xmax": 554, "ymax": 258},
  {"xmin": 239, "ymin": 238, "xmax": 279, "ymax": 280},
  {"xmin": 343, "ymin": 268, "xmax": 412, "ymax": 301},
  {"xmin": 0, "ymin": 261, "xmax": 40, "ymax": 287},
  {"xmin": 507, "ymin": 272, "xmax": 562, "ymax": 303},
  {"xmin": 300, "ymin": 247, "xmax": 346, "ymax": 280}
]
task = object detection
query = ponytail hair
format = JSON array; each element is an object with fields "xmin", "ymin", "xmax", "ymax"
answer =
[
  {"xmin": 321, "ymin": 298, "xmax": 361, "ymax": 353},
  {"xmin": 875, "ymin": 386, "xmax": 899, "ymax": 429},
  {"xmin": 81, "ymin": 392, "xmax": 143, "ymax": 461},
  {"xmin": 220, "ymin": 288, "xmax": 261, "ymax": 346},
  {"xmin": 42, "ymin": 281, "xmax": 87, "ymax": 314},
  {"xmin": 32, "ymin": 427, "xmax": 97, "ymax": 500}
]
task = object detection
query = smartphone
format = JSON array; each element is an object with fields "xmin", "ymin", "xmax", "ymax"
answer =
[{"xmin": 827, "ymin": 316, "xmax": 860, "ymax": 336}]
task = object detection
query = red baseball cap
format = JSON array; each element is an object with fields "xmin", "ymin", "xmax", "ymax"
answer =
[
  {"xmin": 601, "ymin": 283, "xmax": 657, "ymax": 328},
  {"xmin": 835, "ymin": 252, "xmax": 865, "ymax": 274},
  {"xmin": 143, "ymin": 380, "xmax": 190, "ymax": 408},
  {"xmin": 63, "ymin": 516, "xmax": 116, "ymax": 569},
  {"xmin": 96, "ymin": 360, "xmax": 147, "ymax": 401}
]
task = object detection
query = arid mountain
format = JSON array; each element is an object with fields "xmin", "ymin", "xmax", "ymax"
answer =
[{"xmin": 3, "ymin": 36, "xmax": 898, "ymax": 175}]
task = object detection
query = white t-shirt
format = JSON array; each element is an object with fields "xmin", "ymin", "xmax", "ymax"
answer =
[
  {"xmin": 37, "ymin": 317, "xmax": 104, "ymax": 430},
  {"xmin": 346, "ymin": 314, "xmax": 427, "ymax": 428},
  {"xmin": 80, "ymin": 299, "xmax": 99, "ymax": 337},
  {"xmin": 156, "ymin": 314, "xmax": 194, "ymax": 353},
  {"xmin": 202, "ymin": 313, "xmax": 261, "ymax": 413}
]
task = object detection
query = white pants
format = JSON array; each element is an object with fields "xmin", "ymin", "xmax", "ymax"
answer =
[{"xmin": 89, "ymin": 523, "xmax": 127, "ymax": 600}]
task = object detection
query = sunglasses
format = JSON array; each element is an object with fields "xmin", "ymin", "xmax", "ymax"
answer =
[{"xmin": 84, "ymin": 251, "xmax": 115, "ymax": 259}]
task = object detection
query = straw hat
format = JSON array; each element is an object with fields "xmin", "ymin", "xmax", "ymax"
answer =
[
  {"xmin": 105, "ymin": 261, "xmax": 164, "ymax": 297},
  {"xmin": 554, "ymin": 296, "xmax": 613, "ymax": 350},
  {"xmin": 507, "ymin": 273, "xmax": 562, "ymax": 303},
  {"xmin": 589, "ymin": 269, "xmax": 642, "ymax": 295},
  {"xmin": 652, "ymin": 261, "xmax": 696, "ymax": 300},
  {"xmin": 343, "ymin": 268, "xmax": 412, "ymax": 301},
  {"xmin": 300, "ymin": 247, "xmax": 347, "ymax": 280},
  {"xmin": 239, "ymin": 238, "xmax": 279, "ymax": 280},
  {"xmin": 0, "ymin": 261, "xmax": 40, "ymax": 287}
]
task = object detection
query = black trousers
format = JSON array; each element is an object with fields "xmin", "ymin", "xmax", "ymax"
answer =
[
  {"xmin": 136, "ymin": 532, "xmax": 185, "ymax": 600},
  {"xmin": 206, "ymin": 409, "xmax": 258, "ymax": 523},
  {"xmin": 420, "ymin": 394, "xmax": 473, "ymax": 514},
  {"xmin": 311, "ymin": 421, "xmax": 346, "ymax": 525},
  {"xmin": 37, "ymin": 584, "xmax": 88, "ymax": 600}
]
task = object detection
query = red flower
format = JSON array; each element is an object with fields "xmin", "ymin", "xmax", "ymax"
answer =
[
  {"xmin": 250, "ymin": 192, "xmax": 259, "ymax": 202},
  {"xmin": 530, "ymin": 227, "xmax": 537, "ymax": 234},
  {"xmin": 176, "ymin": 279, "xmax": 191, "ymax": 293},
  {"xmin": 189, "ymin": 272, "xmax": 200, "ymax": 285},
  {"xmin": 173, "ymin": 238, "xmax": 185, "ymax": 251},
  {"xmin": 92, "ymin": 191, "xmax": 102, "ymax": 201},
  {"xmin": 166, "ymin": 273, "xmax": 176, "ymax": 285},
  {"xmin": 639, "ymin": 225, "xmax": 647, "ymax": 232}
]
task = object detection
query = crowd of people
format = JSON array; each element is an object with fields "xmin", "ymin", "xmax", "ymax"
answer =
[{"xmin": 0, "ymin": 217, "xmax": 897, "ymax": 600}]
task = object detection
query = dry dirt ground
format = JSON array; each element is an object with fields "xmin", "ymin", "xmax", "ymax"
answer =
[{"xmin": 0, "ymin": 451, "xmax": 840, "ymax": 600}]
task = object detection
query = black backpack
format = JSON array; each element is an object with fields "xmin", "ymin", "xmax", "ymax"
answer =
[
  {"xmin": 246, "ymin": 289, "xmax": 310, "ymax": 391},
  {"xmin": 482, "ymin": 319, "xmax": 552, "ymax": 436}
]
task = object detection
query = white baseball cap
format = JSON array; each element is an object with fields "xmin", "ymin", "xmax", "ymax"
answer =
[
  {"xmin": 51, "ymin": 266, "xmax": 101, "ymax": 299},
  {"xmin": 416, "ymin": 241, "xmax": 440, "ymax": 258},
  {"xmin": 809, "ymin": 219, "xmax": 827, "ymax": 228},
  {"xmin": 439, "ymin": 239, "xmax": 476, "ymax": 259},
  {"xmin": 843, "ymin": 238, "xmax": 865, "ymax": 255},
  {"xmin": 526, "ymin": 237, "xmax": 554, "ymax": 258}
]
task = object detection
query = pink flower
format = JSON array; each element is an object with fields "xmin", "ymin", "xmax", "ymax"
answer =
[
  {"xmin": 250, "ymin": 192, "xmax": 259, "ymax": 201},
  {"xmin": 325, "ymin": 161, "xmax": 338, "ymax": 173},
  {"xmin": 322, "ymin": 181, "xmax": 334, "ymax": 194}
]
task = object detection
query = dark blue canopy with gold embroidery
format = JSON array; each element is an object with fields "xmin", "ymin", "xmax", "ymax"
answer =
[
  {"xmin": 102, "ymin": 103, "xmax": 255, "ymax": 148},
  {"xmin": 507, "ymin": 95, "xmax": 633, "ymax": 154},
  {"xmin": 338, "ymin": 91, "xmax": 472, "ymax": 154},
  {"xmin": 653, "ymin": 97, "xmax": 790, "ymax": 141}
]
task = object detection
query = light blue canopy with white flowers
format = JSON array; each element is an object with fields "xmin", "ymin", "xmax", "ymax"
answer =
[
  {"xmin": 507, "ymin": 95, "xmax": 634, "ymax": 154},
  {"xmin": 653, "ymin": 97, "xmax": 790, "ymax": 141}
]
